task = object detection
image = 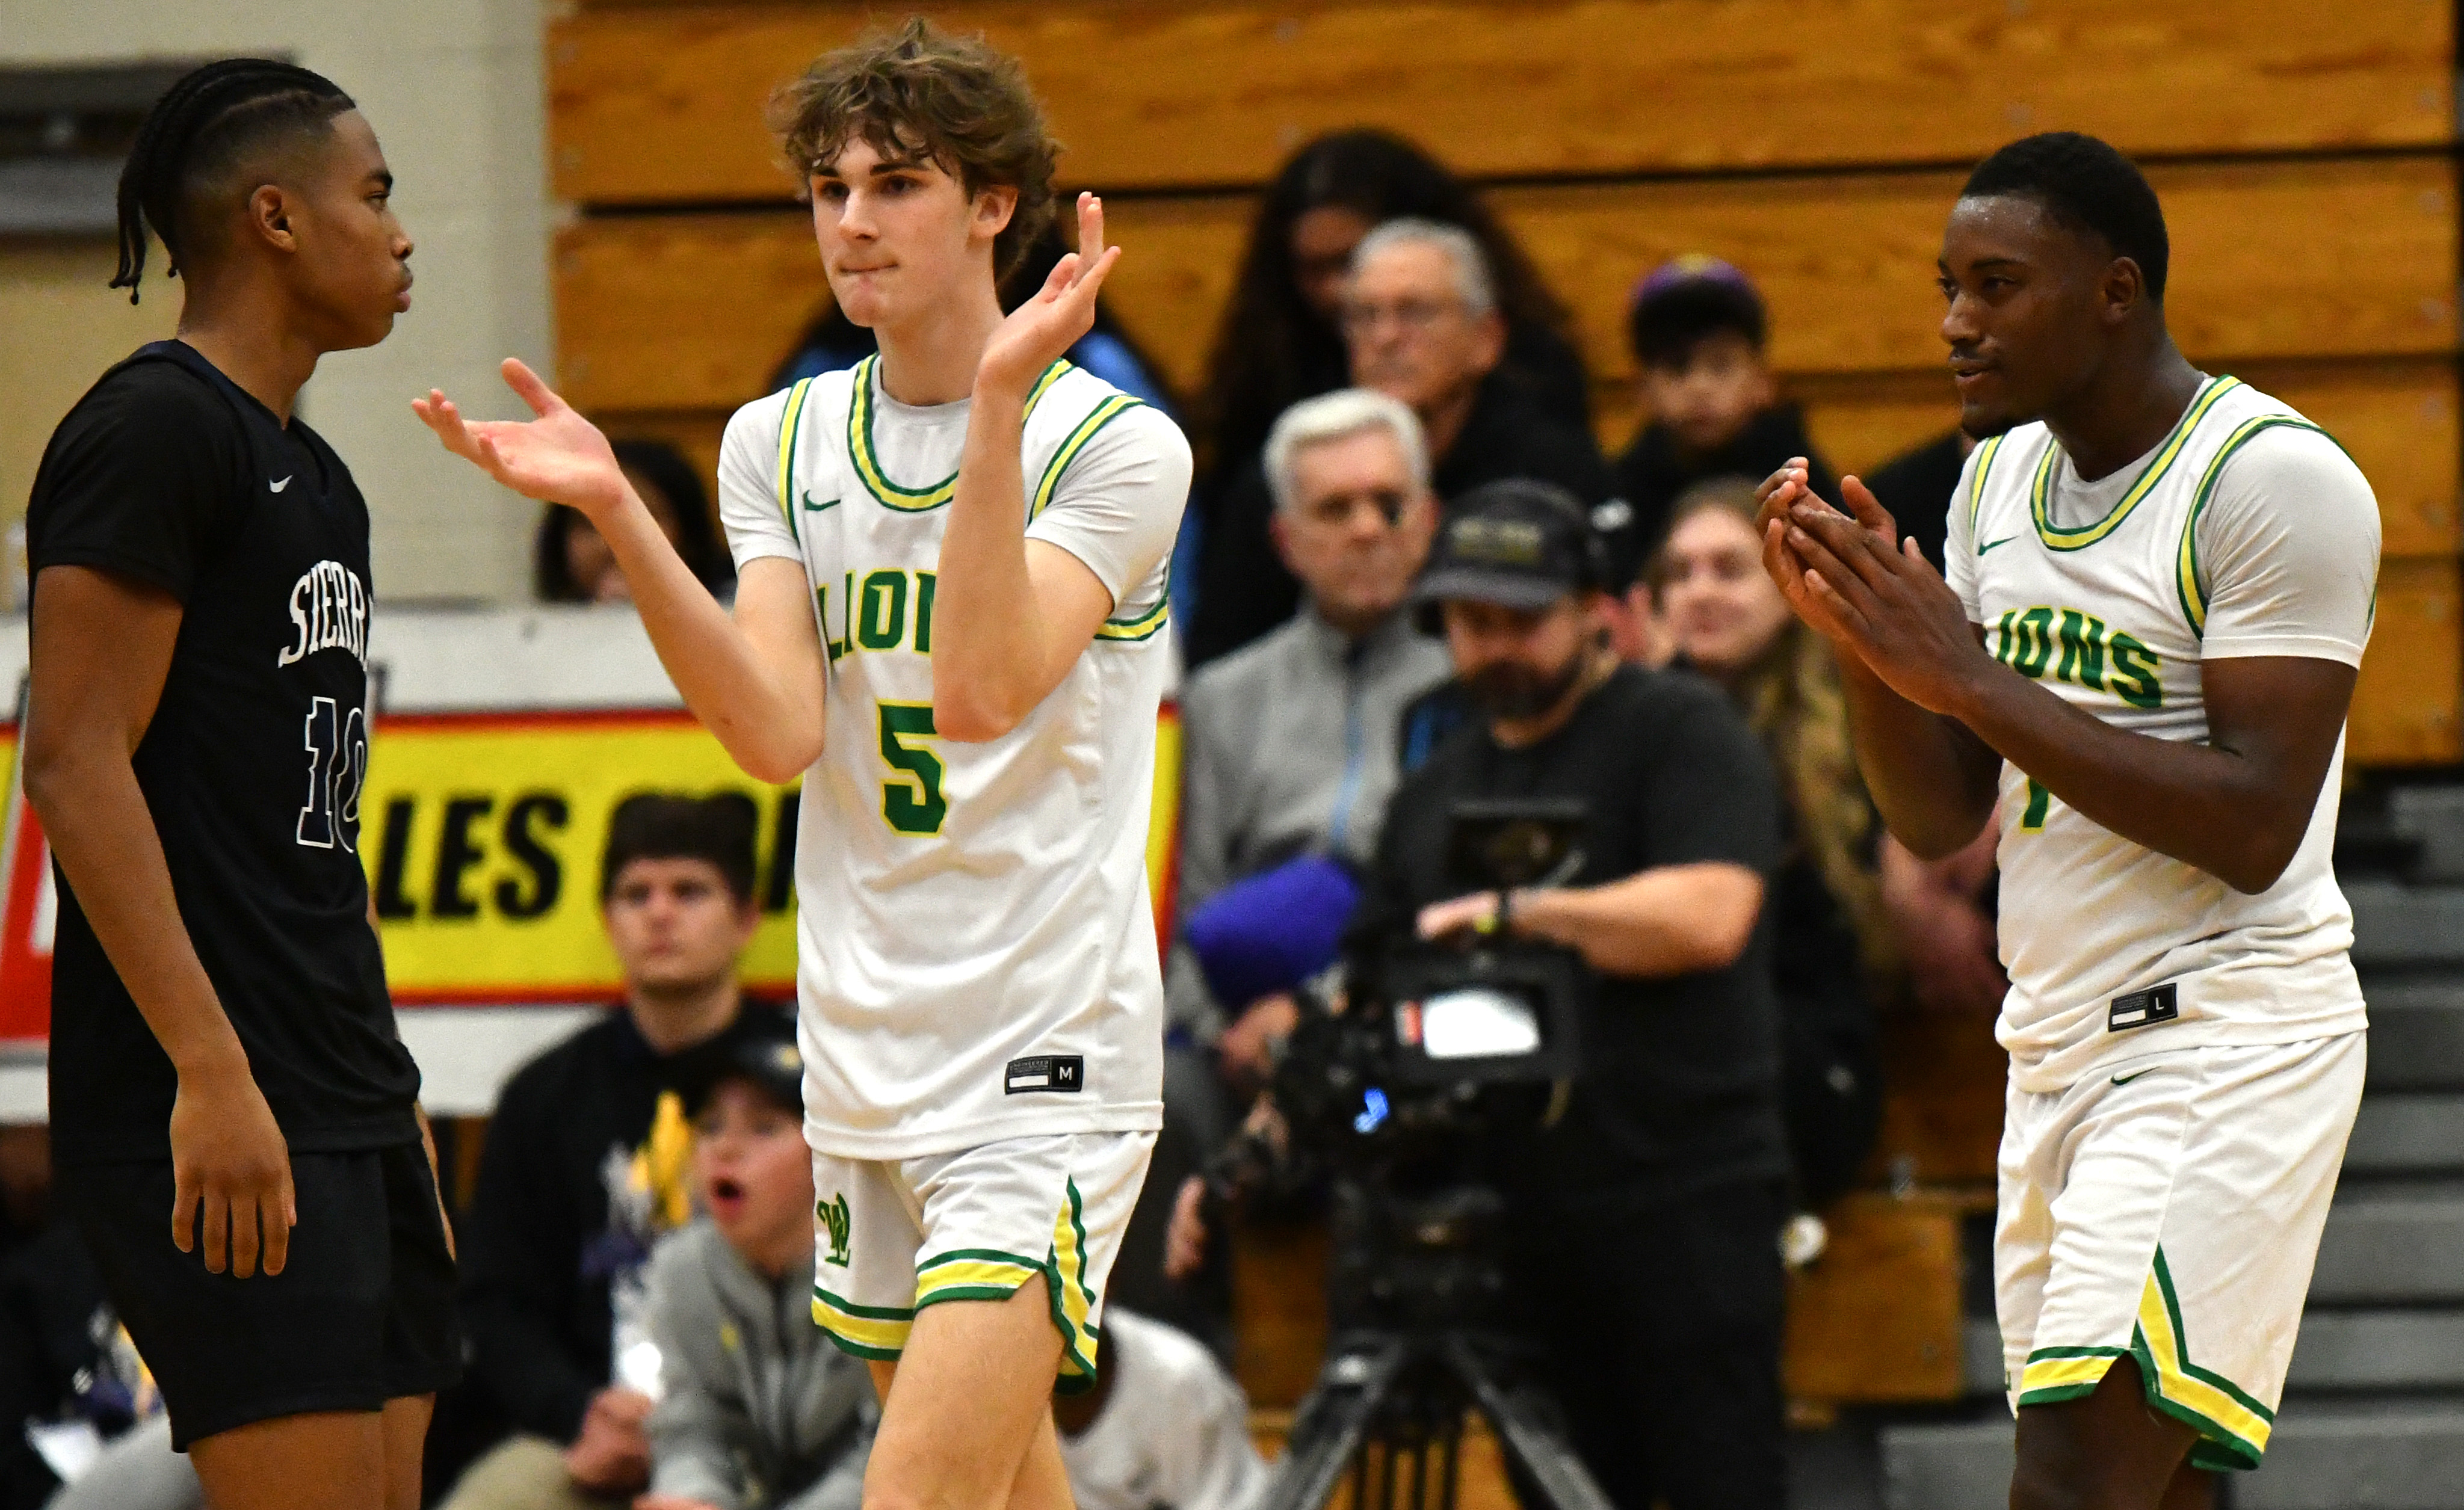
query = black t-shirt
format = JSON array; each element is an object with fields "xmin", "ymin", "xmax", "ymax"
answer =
[
  {"xmin": 29, "ymin": 341, "xmax": 417, "ymax": 1165},
  {"xmin": 1357, "ymin": 665, "xmax": 1788, "ymax": 1209},
  {"xmin": 1607, "ymin": 402, "xmax": 1838, "ymax": 590}
]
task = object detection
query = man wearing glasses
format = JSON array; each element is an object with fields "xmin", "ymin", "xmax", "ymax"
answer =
[{"xmin": 1341, "ymin": 218, "xmax": 1611, "ymax": 512}]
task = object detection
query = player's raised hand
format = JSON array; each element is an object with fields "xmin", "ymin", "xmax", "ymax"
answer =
[
  {"xmin": 168, "ymin": 1059, "xmax": 296, "ymax": 1279},
  {"xmin": 977, "ymin": 191, "xmax": 1122, "ymax": 398},
  {"xmin": 413, "ymin": 359, "xmax": 628, "ymax": 519},
  {"xmin": 1781, "ymin": 486, "xmax": 1987, "ymax": 715},
  {"xmin": 1757, "ymin": 460, "xmax": 1891, "ymax": 649}
]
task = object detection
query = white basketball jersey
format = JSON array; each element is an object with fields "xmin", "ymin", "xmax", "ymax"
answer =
[
  {"xmin": 1945, "ymin": 375, "xmax": 2376, "ymax": 1092},
  {"xmin": 716, "ymin": 355, "xmax": 1188, "ymax": 1157}
]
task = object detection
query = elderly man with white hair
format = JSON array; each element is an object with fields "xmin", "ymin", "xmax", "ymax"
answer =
[
  {"xmin": 1185, "ymin": 221, "xmax": 1610, "ymax": 668},
  {"xmin": 1164, "ymin": 389, "xmax": 1454, "ymax": 1136}
]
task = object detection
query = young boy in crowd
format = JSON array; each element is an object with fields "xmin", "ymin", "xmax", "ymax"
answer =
[
  {"xmin": 638, "ymin": 1020, "xmax": 874, "ymax": 1510},
  {"xmin": 1607, "ymin": 256, "xmax": 1838, "ymax": 583},
  {"xmin": 441, "ymin": 795, "xmax": 792, "ymax": 1510}
]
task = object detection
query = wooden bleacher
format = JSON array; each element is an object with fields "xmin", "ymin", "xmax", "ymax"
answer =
[{"xmin": 546, "ymin": 0, "xmax": 2463, "ymax": 1439}]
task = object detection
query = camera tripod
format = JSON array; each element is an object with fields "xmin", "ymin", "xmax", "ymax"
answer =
[{"xmin": 1256, "ymin": 1181, "xmax": 1614, "ymax": 1510}]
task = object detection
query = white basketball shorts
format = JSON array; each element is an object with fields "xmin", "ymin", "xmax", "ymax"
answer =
[
  {"xmin": 1997, "ymin": 1032, "xmax": 2364, "ymax": 1472},
  {"xmin": 807, "ymin": 1130, "xmax": 1155, "ymax": 1392}
]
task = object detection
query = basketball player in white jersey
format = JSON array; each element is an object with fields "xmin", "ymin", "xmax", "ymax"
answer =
[
  {"xmin": 412, "ymin": 20, "xmax": 1188, "ymax": 1510},
  {"xmin": 1755, "ymin": 133, "xmax": 2377, "ymax": 1509}
]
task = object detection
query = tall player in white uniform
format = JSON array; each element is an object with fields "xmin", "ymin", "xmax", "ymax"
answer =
[
  {"xmin": 413, "ymin": 20, "xmax": 1188, "ymax": 1510},
  {"xmin": 1755, "ymin": 134, "xmax": 2376, "ymax": 1510}
]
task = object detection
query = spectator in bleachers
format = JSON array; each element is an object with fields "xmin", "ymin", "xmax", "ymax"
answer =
[
  {"xmin": 1052, "ymin": 1308, "xmax": 1269, "ymax": 1510},
  {"xmin": 1169, "ymin": 389, "xmax": 1450, "ymax": 1127},
  {"xmin": 1187, "ymin": 128, "xmax": 1598, "ymax": 672},
  {"xmin": 1649, "ymin": 480, "xmax": 1886, "ymax": 1218},
  {"xmin": 1860, "ymin": 425, "xmax": 1974, "ymax": 570},
  {"xmin": 1194, "ymin": 129, "xmax": 1590, "ymax": 483},
  {"xmin": 635, "ymin": 1017, "xmax": 872, "ymax": 1510},
  {"xmin": 535, "ymin": 440, "xmax": 735, "ymax": 604},
  {"xmin": 441, "ymin": 794, "xmax": 792, "ymax": 1510},
  {"xmin": 1357, "ymin": 478, "xmax": 1789, "ymax": 1509},
  {"xmin": 1190, "ymin": 219, "xmax": 1609, "ymax": 666},
  {"xmin": 1606, "ymin": 257, "xmax": 1836, "ymax": 584}
]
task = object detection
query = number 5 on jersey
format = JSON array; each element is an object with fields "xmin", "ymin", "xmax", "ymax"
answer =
[{"xmin": 877, "ymin": 701, "xmax": 946, "ymax": 836}]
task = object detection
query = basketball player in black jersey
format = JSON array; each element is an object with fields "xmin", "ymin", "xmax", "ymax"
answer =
[{"xmin": 22, "ymin": 60, "xmax": 452, "ymax": 1510}]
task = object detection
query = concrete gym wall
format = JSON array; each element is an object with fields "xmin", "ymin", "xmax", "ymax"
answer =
[{"xmin": 0, "ymin": 0, "xmax": 553, "ymax": 604}]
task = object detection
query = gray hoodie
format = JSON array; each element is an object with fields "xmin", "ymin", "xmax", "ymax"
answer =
[{"xmin": 644, "ymin": 1220, "xmax": 875, "ymax": 1510}]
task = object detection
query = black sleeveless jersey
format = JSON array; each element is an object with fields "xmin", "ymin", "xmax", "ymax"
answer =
[{"xmin": 29, "ymin": 341, "xmax": 420, "ymax": 1165}]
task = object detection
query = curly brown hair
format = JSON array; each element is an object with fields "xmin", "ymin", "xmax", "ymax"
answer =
[{"xmin": 768, "ymin": 17, "xmax": 1059, "ymax": 280}]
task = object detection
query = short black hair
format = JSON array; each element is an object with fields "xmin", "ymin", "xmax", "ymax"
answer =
[
  {"xmin": 112, "ymin": 58, "xmax": 357, "ymax": 304},
  {"xmin": 1961, "ymin": 132, "xmax": 2170, "ymax": 300},
  {"xmin": 601, "ymin": 792, "xmax": 761, "ymax": 905},
  {"xmin": 1628, "ymin": 270, "xmax": 1767, "ymax": 371}
]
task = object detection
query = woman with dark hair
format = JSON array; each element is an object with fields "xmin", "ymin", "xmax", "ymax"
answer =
[
  {"xmin": 535, "ymin": 439, "xmax": 735, "ymax": 603},
  {"xmin": 1181, "ymin": 131, "xmax": 1595, "ymax": 665},
  {"xmin": 1196, "ymin": 129, "xmax": 1591, "ymax": 473}
]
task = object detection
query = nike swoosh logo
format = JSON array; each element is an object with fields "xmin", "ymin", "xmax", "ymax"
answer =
[
  {"xmin": 802, "ymin": 492, "xmax": 839, "ymax": 513},
  {"xmin": 270, "ymin": 476, "xmax": 293, "ymax": 493},
  {"xmin": 2112, "ymin": 1068, "xmax": 2159, "ymax": 1085},
  {"xmin": 1978, "ymin": 534, "xmax": 2018, "ymax": 554}
]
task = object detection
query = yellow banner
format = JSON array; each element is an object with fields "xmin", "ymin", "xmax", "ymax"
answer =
[{"xmin": 360, "ymin": 707, "xmax": 1181, "ymax": 1005}]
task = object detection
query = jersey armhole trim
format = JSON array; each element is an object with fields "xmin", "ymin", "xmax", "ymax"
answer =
[
  {"xmin": 774, "ymin": 378, "xmax": 815, "ymax": 546},
  {"xmin": 1966, "ymin": 432, "xmax": 2007, "ymax": 539},
  {"xmin": 1028, "ymin": 393, "xmax": 1146, "ymax": 522},
  {"xmin": 2173, "ymin": 414, "xmax": 2327, "ymax": 637}
]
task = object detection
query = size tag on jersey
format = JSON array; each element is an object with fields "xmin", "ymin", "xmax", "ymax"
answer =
[
  {"xmin": 1005, "ymin": 1055, "xmax": 1084, "ymax": 1094},
  {"xmin": 2108, "ymin": 982, "xmax": 2179, "ymax": 1033}
]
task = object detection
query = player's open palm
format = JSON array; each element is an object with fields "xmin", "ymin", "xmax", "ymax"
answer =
[
  {"xmin": 413, "ymin": 358, "xmax": 628, "ymax": 519},
  {"xmin": 168, "ymin": 1064, "xmax": 295, "ymax": 1279},
  {"xmin": 977, "ymin": 191, "xmax": 1122, "ymax": 396}
]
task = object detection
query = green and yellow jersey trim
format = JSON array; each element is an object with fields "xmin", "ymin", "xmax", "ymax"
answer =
[
  {"xmin": 2174, "ymin": 413, "xmax": 2333, "ymax": 636},
  {"xmin": 846, "ymin": 354, "xmax": 1072, "ymax": 512},
  {"xmin": 1028, "ymin": 392, "xmax": 1145, "ymax": 520},
  {"xmin": 2029, "ymin": 376, "xmax": 2241, "ymax": 552},
  {"xmin": 2012, "ymin": 1246, "xmax": 2273, "ymax": 1472},
  {"xmin": 773, "ymin": 377, "xmax": 816, "ymax": 544},
  {"xmin": 1966, "ymin": 432, "xmax": 2008, "ymax": 540}
]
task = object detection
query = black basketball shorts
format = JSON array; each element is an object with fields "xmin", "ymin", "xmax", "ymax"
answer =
[{"xmin": 61, "ymin": 1139, "xmax": 462, "ymax": 1450}]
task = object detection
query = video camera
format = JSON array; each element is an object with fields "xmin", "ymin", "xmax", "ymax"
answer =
[{"xmin": 1255, "ymin": 798, "xmax": 1592, "ymax": 1173}]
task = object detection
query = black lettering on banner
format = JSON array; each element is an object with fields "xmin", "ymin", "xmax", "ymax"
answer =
[
  {"xmin": 495, "ymin": 792, "xmax": 569, "ymax": 919},
  {"xmin": 374, "ymin": 797, "xmax": 421, "ymax": 919},
  {"xmin": 764, "ymin": 789, "xmax": 800, "ymax": 914},
  {"xmin": 431, "ymin": 795, "xmax": 494, "ymax": 919}
]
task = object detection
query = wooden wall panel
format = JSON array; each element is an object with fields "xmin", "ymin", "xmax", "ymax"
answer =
[
  {"xmin": 557, "ymin": 159, "xmax": 2459, "ymax": 413},
  {"xmin": 2352, "ymin": 557, "xmax": 2464, "ymax": 766},
  {"xmin": 1783, "ymin": 1193, "xmax": 1968, "ymax": 1402},
  {"xmin": 549, "ymin": 0, "xmax": 2451, "ymax": 203}
]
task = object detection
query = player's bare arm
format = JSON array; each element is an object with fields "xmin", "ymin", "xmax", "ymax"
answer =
[
  {"xmin": 23, "ymin": 564, "xmax": 295, "ymax": 1278},
  {"xmin": 1756, "ymin": 460, "xmax": 2003, "ymax": 855},
  {"xmin": 413, "ymin": 366, "xmax": 827, "ymax": 782},
  {"xmin": 1777, "ymin": 479, "xmax": 2353, "ymax": 895},
  {"xmin": 934, "ymin": 191, "xmax": 1127, "ymax": 741}
]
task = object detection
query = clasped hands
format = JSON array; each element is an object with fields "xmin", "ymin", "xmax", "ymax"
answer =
[{"xmin": 1753, "ymin": 458, "xmax": 1992, "ymax": 716}]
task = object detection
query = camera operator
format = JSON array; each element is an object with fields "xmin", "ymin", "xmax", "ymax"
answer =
[{"xmin": 1356, "ymin": 479, "xmax": 1789, "ymax": 1510}]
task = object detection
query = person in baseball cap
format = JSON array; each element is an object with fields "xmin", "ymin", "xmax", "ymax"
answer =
[
  {"xmin": 1609, "ymin": 255, "xmax": 1838, "ymax": 597},
  {"xmin": 1412, "ymin": 478, "xmax": 1619, "ymax": 729}
]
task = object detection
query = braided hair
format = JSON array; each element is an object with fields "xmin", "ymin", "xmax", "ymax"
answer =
[{"xmin": 111, "ymin": 58, "xmax": 355, "ymax": 304}]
